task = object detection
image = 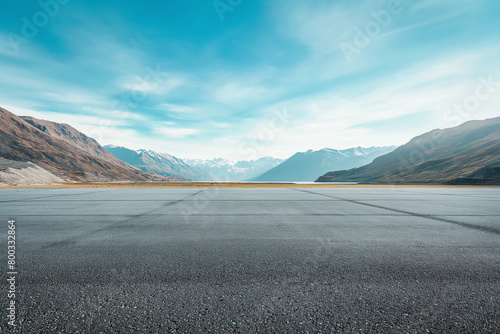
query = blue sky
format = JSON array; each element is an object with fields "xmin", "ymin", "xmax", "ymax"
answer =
[{"xmin": 1, "ymin": 0, "xmax": 499, "ymax": 160}]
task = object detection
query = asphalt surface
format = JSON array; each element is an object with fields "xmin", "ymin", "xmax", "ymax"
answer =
[{"xmin": 0, "ymin": 186, "xmax": 499, "ymax": 333}]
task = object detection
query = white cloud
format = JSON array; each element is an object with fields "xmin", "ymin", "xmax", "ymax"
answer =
[
  {"xmin": 0, "ymin": 67, "xmax": 107, "ymax": 107},
  {"xmin": 121, "ymin": 72, "xmax": 182, "ymax": 95},
  {"xmin": 214, "ymin": 81, "xmax": 268, "ymax": 105},
  {"xmin": 2, "ymin": 0, "xmax": 498, "ymax": 162},
  {"xmin": 3, "ymin": 104, "xmax": 140, "ymax": 147},
  {"xmin": 108, "ymin": 110, "xmax": 149, "ymax": 121},
  {"xmin": 209, "ymin": 121, "xmax": 232, "ymax": 128},
  {"xmin": 273, "ymin": 0, "xmax": 394, "ymax": 57},
  {"xmin": 154, "ymin": 126, "xmax": 199, "ymax": 138},
  {"xmin": 221, "ymin": 52, "xmax": 500, "ymax": 160},
  {"xmin": 3, "ymin": 105, "xmax": 125, "ymax": 126},
  {"xmin": 154, "ymin": 103, "xmax": 196, "ymax": 113}
]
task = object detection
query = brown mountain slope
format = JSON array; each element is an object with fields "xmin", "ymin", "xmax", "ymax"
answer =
[
  {"xmin": 0, "ymin": 107, "xmax": 177, "ymax": 182},
  {"xmin": 316, "ymin": 117, "xmax": 500, "ymax": 184},
  {"xmin": 20, "ymin": 116, "xmax": 134, "ymax": 169}
]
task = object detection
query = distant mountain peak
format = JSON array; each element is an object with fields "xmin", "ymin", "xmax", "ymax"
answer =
[
  {"xmin": 104, "ymin": 145, "xmax": 211, "ymax": 181},
  {"xmin": 317, "ymin": 117, "xmax": 500, "ymax": 184},
  {"xmin": 253, "ymin": 146, "xmax": 396, "ymax": 182},
  {"xmin": 185, "ymin": 156, "xmax": 284, "ymax": 181}
]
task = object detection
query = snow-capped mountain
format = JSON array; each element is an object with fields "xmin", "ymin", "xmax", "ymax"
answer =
[
  {"xmin": 104, "ymin": 145, "xmax": 213, "ymax": 181},
  {"xmin": 185, "ymin": 157, "xmax": 285, "ymax": 181},
  {"xmin": 253, "ymin": 146, "xmax": 396, "ymax": 182}
]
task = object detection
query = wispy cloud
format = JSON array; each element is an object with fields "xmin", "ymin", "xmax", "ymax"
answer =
[
  {"xmin": 121, "ymin": 73, "xmax": 182, "ymax": 95},
  {"xmin": 1, "ymin": 0, "xmax": 498, "ymax": 160},
  {"xmin": 154, "ymin": 103, "xmax": 197, "ymax": 114},
  {"xmin": 154, "ymin": 126, "xmax": 199, "ymax": 138}
]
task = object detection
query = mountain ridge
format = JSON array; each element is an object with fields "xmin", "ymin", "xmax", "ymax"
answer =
[
  {"xmin": 104, "ymin": 145, "xmax": 212, "ymax": 181},
  {"xmin": 185, "ymin": 156, "xmax": 285, "ymax": 181},
  {"xmin": 20, "ymin": 116, "xmax": 136, "ymax": 170},
  {"xmin": 0, "ymin": 107, "xmax": 176, "ymax": 183},
  {"xmin": 253, "ymin": 146, "xmax": 396, "ymax": 182},
  {"xmin": 316, "ymin": 117, "xmax": 500, "ymax": 184}
]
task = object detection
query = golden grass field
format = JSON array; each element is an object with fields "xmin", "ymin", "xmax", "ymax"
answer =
[{"xmin": 0, "ymin": 182, "xmax": 497, "ymax": 189}]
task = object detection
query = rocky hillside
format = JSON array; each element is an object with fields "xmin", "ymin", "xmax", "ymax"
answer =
[
  {"xmin": 0, "ymin": 107, "xmax": 177, "ymax": 183},
  {"xmin": 317, "ymin": 117, "xmax": 500, "ymax": 184},
  {"xmin": 20, "ymin": 116, "xmax": 133, "ymax": 169}
]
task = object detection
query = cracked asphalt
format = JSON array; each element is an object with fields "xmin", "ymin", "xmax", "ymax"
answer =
[{"xmin": 0, "ymin": 186, "xmax": 499, "ymax": 333}]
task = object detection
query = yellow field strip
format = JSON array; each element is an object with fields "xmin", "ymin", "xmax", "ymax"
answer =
[{"xmin": 0, "ymin": 182, "xmax": 497, "ymax": 189}]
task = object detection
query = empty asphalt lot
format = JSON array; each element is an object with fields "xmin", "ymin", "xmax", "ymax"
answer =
[{"xmin": 0, "ymin": 186, "xmax": 499, "ymax": 333}]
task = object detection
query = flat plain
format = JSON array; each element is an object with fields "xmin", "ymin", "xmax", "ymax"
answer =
[{"xmin": 0, "ymin": 186, "xmax": 499, "ymax": 333}]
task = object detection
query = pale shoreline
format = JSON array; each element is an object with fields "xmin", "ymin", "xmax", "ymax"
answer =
[{"xmin": 0, "ymin": 182, "xmax": 498, "ymax": 189}]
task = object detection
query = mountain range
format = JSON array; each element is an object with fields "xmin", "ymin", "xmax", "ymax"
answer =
[
  {"xmin": 185, "ymin": 157, "xmax": 285, "ymax": 181},
  {"xmin": 104, "ymin": 145, "xmax": 212, "ymax": 181},
  {"xmin": 1, "ymin": 105, "xmax": 499, "ymax": 185},
  {"xmin": 0, "ymin": 107, "xmax": 176, "ymax": 184},
  {"xmin": 317, "ymin": 117, "xmax": 500, "ymax": 184},
  {"xmin": 253, "ymin": 146, "xmax": 396, "ymax": 182}
]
